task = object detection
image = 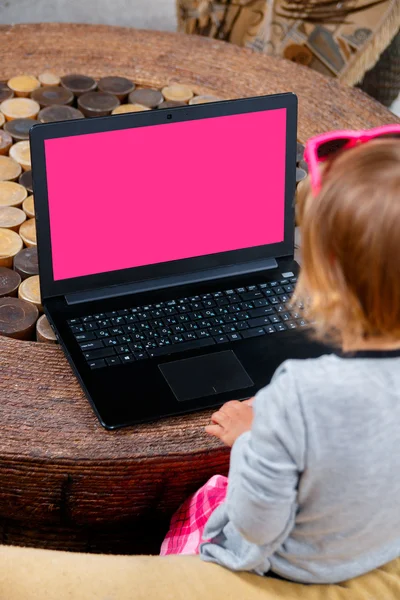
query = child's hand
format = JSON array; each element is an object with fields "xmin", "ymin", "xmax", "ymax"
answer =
[{"xmin": 205, "ymin": 399, "xmax": 254, "ymax": 447}]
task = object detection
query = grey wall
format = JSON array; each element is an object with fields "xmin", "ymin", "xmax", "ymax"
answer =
[{"xmin": 0, "ymin": 0, "xmax": 176, "ymax": 30}]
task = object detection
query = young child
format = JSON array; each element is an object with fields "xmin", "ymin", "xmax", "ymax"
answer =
[{"xmin": 160, "ymin": 126, "xmax": 400, "ymax": 584}]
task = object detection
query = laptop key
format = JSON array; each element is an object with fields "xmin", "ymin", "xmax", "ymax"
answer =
[
  {"xmin": 224, "ymin": 315, "xmax": 237, "ymax": 323},
  {"xmin": 88, "ymin": 359, "xmax": 106, "ymax": 369},
  {"xmin": 71, "ymin": 325, "xmax": 85, "ymax": 334},
  {"xmin": 240, "ymin": 291, "xmax": 263, "ymax": 301},
  {"xmin": 95, "ymin": 330, "xmax": 110, "ymax": 338},
  {"xmin": 210, "ymin": 327, "xmax": 224, "ymax": 336},
  {"xmin": 228, "ymin": 332, "xmax": 242, "ymax": 342},
  {"xmin": 110, "ymin": 317, "xmax": 126, "ymax": 326},
  {"xmin": 266, "ymin": 325, "xmax": 277, "ymax": 333},
  {"xmin": 133, "ymin": 351, "xmax": 147, "ymax": 360},
  {"xmin": 116, "ymin": 345, "xmax": 130, "ymax": 354},
  {"xmin": 270, "ymin": 315, "xmax": 281, "ymax": 323},
  {"xmin": 120, "ymin": 354, "xmax": 135, "ymax": 364},
  {"xmin": 84, "ymin": 348, "xmax": 115, "ymax": 360},
  {"xmin": 68, "ymin": 318, "xmax": 81, "ymax": 325},
  {"xmin": 106, "ymin": 356, "xmax": 121, "ymax": 366},
  {"xmin": 276, "ymin": 324, "xmax": 287, "ymax": 332},
  {"xmin": 148, "ymin": 337, "xmax": 215, "ymax": 358},
  {"xmin": 80, "ymin": 340, "xmax": 104, "ymax": 351},
  {"xmin": 183, "ymin": 332, "xmax": 197, "ymax": 341},
  {"xmin": 75, "ymin": 332, "xmax": 96, "ymax": 342},
  {"xmin": 203, "ymin": 300, "xmax": 216, "ymax": 308},
  {"xmin": 81, "ymin": 316, "xmax": 95, "ymax": 323},
  {"xmin": 144, "ymin": 341, "xmax": 158, "ymax": 350},
  {"xmin": 85, "ymin": 322, "xmax": 98, "ymax": 331},
  {"xmin": 129, "ymin": 342, "xmax": 145, "ymax": 352},
  {"xmin": 222, "ymin": 324, "xmax": 237, "ymax": 334},
  {"xmin": 248, "ymin": 316, "xmax": 271, "ymax": 328},
  {"xmin": 117, "ymin": 335, "xmax": 132, "ymax": 344},
  {"xmin": 248, "ymin": 307, "xmax": 274, "ymax": 318},
  {"xmin": 215, "ymin": 297, "xmax": 229, "ymax": 307},
  {"xmin": 137, "ymin": 312, "xmax": 150, "ymax": 321},
  {"xmin": 236, "ymin": 312, "xmax": 250, "ymax": 321},
  {"xmin": 123, "ymin": 325, "xmax": 137, "ymax": 334},
  {"xmin": 126, "ymin": 314, "xmax": 138, "ymax": 323},
  {"xmin": 197, "ymin": 330, "xmax": 211, "ymax": 338},
  {"xmin": 110, "ymin": 327, "xmax": 124, "ymax": 336},
  {"xmin": 241, "ymin": 327, "xmax": 265, "ymax": 339},
  {"xmin": 104, "ymin": 337, "xmax": 118, "ymax": 347},
  {"xmin": 262, "ymin": 288, "xmax": 274, "ymax": 297},
  {"xmin": 165, "ymin": 316, "xmax": 178, "ymax": 325},
  {"xmin": 237, "ymin": 321, "xmax": 249, "ymax": 330},
  {"xmin": 227, "ymin": 304, "xmax": 241, "ymax": 313},
  {"xmin": 215, "ymin": 335, "xmax": 228, "ymax": 344},
  {"xmin": 97, "ymin": 319, "xmax": 111, "ymax": 328},
  {"xmin": 171, "ymin": 325, "xmax": 186, "ymax": 334},
  {"xmin": 287, "ymin": 321, "xmax": 297, "ymax": 329},
  {"xmin": 253, "ymin": 298, "xmax": 269, "ymax": 307},
  {"xmin": 177, "ymin": 314, "xmax": 190, "ymax": 323}
]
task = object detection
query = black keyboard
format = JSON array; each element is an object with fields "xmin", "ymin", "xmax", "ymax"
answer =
[{"xmin": 67, "ymin": 277, "xmax": 306, "ymax": 370}]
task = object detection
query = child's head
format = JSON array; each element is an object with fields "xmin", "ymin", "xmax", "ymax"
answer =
[{"xmin": 295, "ymin": 137, "xmax": 400, "ymax": 350}]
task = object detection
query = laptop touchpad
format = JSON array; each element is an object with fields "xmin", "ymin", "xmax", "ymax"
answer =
[{"xmin": 159, "ymin": 350, "xmax": 254, "ymax": 402}]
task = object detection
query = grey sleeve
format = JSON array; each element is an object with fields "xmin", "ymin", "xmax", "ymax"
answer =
[{"xmin": 224, "ymin": 362, "xmax": 306, "ymax": 545}]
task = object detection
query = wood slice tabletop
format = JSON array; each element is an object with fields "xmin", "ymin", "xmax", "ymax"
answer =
[{"xmin": 0, "ymin": 22, "xmax": 398, "ymax": 554}]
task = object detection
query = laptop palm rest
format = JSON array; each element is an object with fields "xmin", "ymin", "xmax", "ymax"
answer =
[{"xmin": 159, "ymin": 350, "xmax": 254, "ymax": 402}]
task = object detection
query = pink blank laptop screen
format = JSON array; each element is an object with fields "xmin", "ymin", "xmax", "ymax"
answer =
[{"xmin": 45, "ymin": 108, "xmax": 287, "ymax": 281}]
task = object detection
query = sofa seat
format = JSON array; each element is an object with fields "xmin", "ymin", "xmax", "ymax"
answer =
[{"xmin": 1, "ymin": 544, "xmax": 400, "ymax": 600}]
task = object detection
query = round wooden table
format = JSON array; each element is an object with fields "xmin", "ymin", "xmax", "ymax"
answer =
[{"xmin": 0, "ymin": 23, "xmax": 398, "ymax": 554}]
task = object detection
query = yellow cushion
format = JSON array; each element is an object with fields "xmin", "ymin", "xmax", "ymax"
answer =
[{"xmin": 1, "ymin": 544, "xmax": 400, "ymax": 600}]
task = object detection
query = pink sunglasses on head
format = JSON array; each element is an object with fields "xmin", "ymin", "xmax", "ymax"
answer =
[{"xmin": 304, "ymin": 124, "xmax": 400, "ymax": 195}]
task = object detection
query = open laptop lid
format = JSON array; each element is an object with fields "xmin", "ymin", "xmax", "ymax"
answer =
[{"xmin": 30, "ymin": 93, "xmax": 297, "ymax": 302}]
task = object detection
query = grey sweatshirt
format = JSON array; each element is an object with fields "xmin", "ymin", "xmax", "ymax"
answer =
[{"xmin": 200, "ymin": 350, "xmax": 400, "ymax": 583}]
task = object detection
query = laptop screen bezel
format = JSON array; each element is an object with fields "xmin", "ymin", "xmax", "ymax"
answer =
[{"xmin": 30, "ymin": 92, "xmax": 297, "ymax": 301}]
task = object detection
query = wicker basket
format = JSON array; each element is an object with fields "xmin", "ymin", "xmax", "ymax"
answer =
[{"xmin": 359, "ymin": 31, "xmax": 400, "ymax": 107}]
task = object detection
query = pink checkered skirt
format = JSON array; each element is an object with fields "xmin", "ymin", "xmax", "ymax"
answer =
[{"xmin": 160, "ymin": 475, "xmax": 228, "ymax": 555}]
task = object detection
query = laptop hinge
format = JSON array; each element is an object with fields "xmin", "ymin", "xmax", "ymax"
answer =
[{"xmin": 65, "ymin": 257, "xmax": 278, "ymax": 306}]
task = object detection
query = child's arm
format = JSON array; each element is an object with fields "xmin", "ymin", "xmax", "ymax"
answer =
[{"xmin": 203, "ymin": 364, "xmax": 305, "ymax": 552}]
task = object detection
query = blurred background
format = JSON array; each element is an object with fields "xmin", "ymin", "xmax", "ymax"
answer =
[{"xmin": 0, "ymin": 0, "xmax": 398, "ymax": 115}]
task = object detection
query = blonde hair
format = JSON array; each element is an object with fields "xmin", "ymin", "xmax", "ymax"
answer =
[{"xmin": 294, "ymin": 138, "xmax": 400, "ymax": 349}]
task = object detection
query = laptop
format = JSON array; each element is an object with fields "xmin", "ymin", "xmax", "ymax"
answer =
[{"xmin": 30, "ymin": 92, "xmax": 327, "ymax": 430}]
